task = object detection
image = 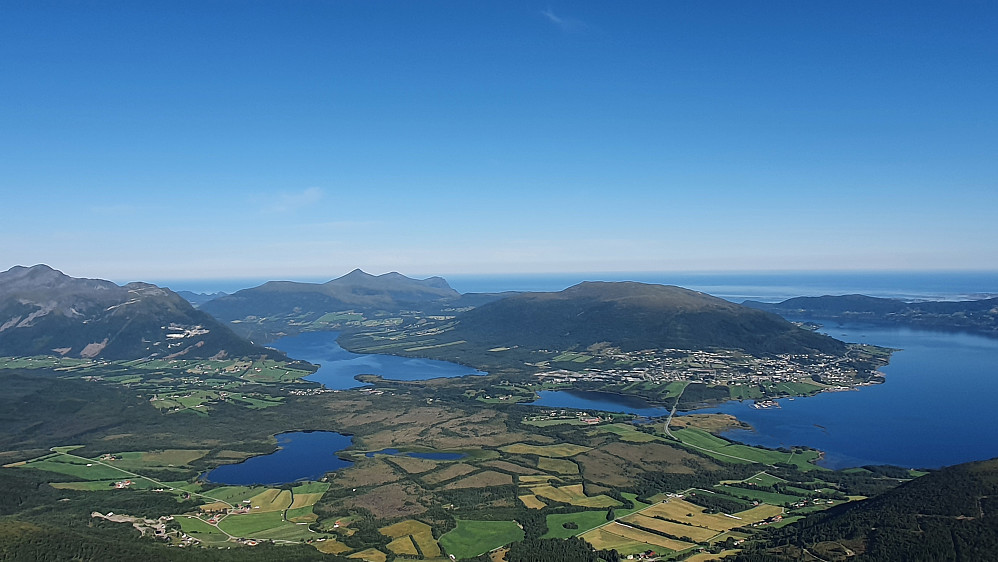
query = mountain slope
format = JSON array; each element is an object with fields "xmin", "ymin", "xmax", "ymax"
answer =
[
  {"xmin": 734, "ymin": 458, "xmax": 998, "ymax": 561},
  {"xmin": 0, "ymin": 265, "xmax": 275, "ymax": 360},
  {"xmin": 453, "ymin": 281, "xmax": 846, "ymax": 356}
]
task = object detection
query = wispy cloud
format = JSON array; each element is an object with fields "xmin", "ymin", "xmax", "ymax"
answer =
[
  {"xmin": 540, "ymin": 8, "xmax": 589, "ymax": 33},
  {"xmin": 268, "ymin": 187, "xmax": 323, "ymax": 213}
]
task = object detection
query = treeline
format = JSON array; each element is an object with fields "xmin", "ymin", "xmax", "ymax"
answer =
[
  {"xmin": 505, "ymin": 537, "xmax": 622, "ymax": 562},
  {"xmin": 732, "ymin": 458, "xmax": 998, "ymax": 561}
]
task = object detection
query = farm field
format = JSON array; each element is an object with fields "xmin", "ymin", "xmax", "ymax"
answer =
[
  {"xmin": 593, "ymin": 423, "xmax": 661, "ymax": 443},
  {"xmin": 379, "ymin": 519, "xmax": 441, "ymax": 558},
  {"xmin": 672, "ymin": 428, "xmax": 822, "ymax": 470},
  {"xmin": 529, "ymin": 483, "xmax": 621, "ymax": 508},
  {"xmin": 582, "ymin": 521, "xmax": 696, "ymax": 554},
  {"xmin": 439, "ymin": 520, "xmax": 525, "ymax": 559},
  {"xmin": 715, "ymin": 484, "xmax": 806, "ymax": 505},
  {"xmin": 621, "ymin": 513, "xmax": 720, "ymax": 542}
]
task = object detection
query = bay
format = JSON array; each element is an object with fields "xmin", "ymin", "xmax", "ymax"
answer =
[
  {"xmin": 691, "ymin": 323, "xmax": 998, "ymax": 469},
  {"xmin": 530, "ymin": 389, "xmax": 671, "ymax": 417},
  {"xmin": 270, "ymin": 331, "xmax": 486, "ymax": 390}
]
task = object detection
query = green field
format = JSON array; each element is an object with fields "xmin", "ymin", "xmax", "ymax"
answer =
[
  {"xmin": 594, "ymin": 423, "xmax": 661, "ymax": 443},
  {"xmin": 542, "ymin": 511, "xmax": 613, "ymax": 539},
  {"xmin": 23, "ymin": 455, "xmax": 135, "ymax": 481},
  {"xmin": 201, "ymin": 485, "xmax": 260, "ymax": 505},
  {"xmin": 672, "ymin": 428, "xmax": 822, "ymax": 470},
  {"xmin": 737, "ymin": 471, "xmax": 788, "ymax": 487},
  {"xmin": 765, "ymin": 381, "xmax": 824, "ymax": 395},
  {"xmin": 728, "ymin": 384, "xmax": 764, "ymax": 400},
  {"xmin": 552, "ymin": 352, "xmax": 593, "ymax": 363},
  {"xmin": 439, "ymin": 520, "xmax": 525, "ymax": 559},
  {"xmin": 177, "ymin": 516, "xmax": 232, "ymax": 545},
  {"xmin": 714, "ymin": 485, "xmax": 804, "ymax": 506}
]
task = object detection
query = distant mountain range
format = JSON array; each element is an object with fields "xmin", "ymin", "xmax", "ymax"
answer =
[
  {"xmin": 175, "ymin": 290, "xmax": 228, "ymax": 307},
  {"xmin": 452, "ymin": 281, "xmax": 846, "ymax": 356},
  {"xmin": 199, "ymin": 269, "xmax": 508, "ymax": 342},
  {"xmin": 744, "ymin": 294, "xmax": 998, "ymax": 337},
  {"xmin": 0, "ymin": 265, "xmax": 277, "ymax": 360}
]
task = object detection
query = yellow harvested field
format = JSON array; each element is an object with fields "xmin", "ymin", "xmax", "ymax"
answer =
[
  {"xmin": 380, "ymin": 519, "xmax": 432, "ymax": 538},
  {"xmin": 250, "ymin": 489, "xmax": 292, "ymax": 512},
  {"xmin": 621, "ymin": 514, "xmax": 719, "ymax": 542},
  {"xmin": 733, "ymin": 504, "xmax": 784, "ymax": 523},
  {"xmin": 640, "ymin": 499, "xmax": 748, "ymax": 531},
  {"xmin": 313, "ymin": 539, "xmax": 351, "ymax": 554},
  {"xmin": 581, "ymin": 526, "xmax": 651, "ymax": 554},
  {"xmin": 413, "ymin": 531, "xmax": 442, "ymax": 558},
  {"xmin": 199, "ymin": 501, "xmax": 230, "ymax": 512},
  {"xmin": 532, "ymin": 484, "xmax": 621, "ymax": 508},
  {"xmin": 500, "ymin": 443, "xmax": 591, "ymax": 457},
  {"xmin": 519, "ymin": 494, "xmax": 547, "ymax": 509},
  {"xmin": 600, "ymin": 522, "xmax": 696, "ymax": 552},
  {"xmin": 290, "ymin": 493, "xmax": 325, "ymax": 509},
  {"xmin": 349, "ymin": 548, "xmax": 388, "ymax": 562},
  {"xmin": 537, "ymin": 457, "xmax": 579, "ymax": 474},
  {"xmin": 519, "ymin": 474, "xmax": 561, "ymax": 485},
  {"xmin": 387, "ymin": 535, "xmax": 419, "ymax": 556}
]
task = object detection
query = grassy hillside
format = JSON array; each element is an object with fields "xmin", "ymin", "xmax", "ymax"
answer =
[{"xmin": 454, "ymin": 282, "xmax": 846, "ymax": 356}]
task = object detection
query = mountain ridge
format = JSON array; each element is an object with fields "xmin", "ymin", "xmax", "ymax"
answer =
[
  {"xmin": 451, "ymin": 281, "xmax": 847, "ymax": 356},
  {"xmin": 0, "ymin": 265, "xmax": 278, "ymax": 360}
]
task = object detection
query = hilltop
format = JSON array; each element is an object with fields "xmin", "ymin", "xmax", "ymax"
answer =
[
  {"xmin": 453, "ymin": 281, "xmax": 846, "ymax": 356},
  {"xmin": 0, "ymin": 265, "xmax": 277, "ymax": 360}
]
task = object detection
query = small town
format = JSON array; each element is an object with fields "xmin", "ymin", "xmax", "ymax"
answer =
[{"xmin": 532, "ymin": 345, "xmax": 883, "ymax": 394}]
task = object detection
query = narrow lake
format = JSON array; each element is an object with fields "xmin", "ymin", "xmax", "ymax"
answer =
[
  {"xmin": 205, "ymin": 431, "xmax": 353, "ymax": 485},
  {"xmin": 271, "ymin": 331, "xmax": 486, "ymax": 390}
]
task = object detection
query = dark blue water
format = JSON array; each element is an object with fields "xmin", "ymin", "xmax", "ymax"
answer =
[
  {"xmin": 205, "ymin": 431, "xmax": 353, "ymax": 485},
  {"xmin": 365, "ymin": 448, "xmax": 466, "ymax": 460},
  {"xmin": 685, "ymin": 324, "xmax": 998, "ymax": 469},
  {"xmin": 271, "ymin": 331, "xmax": 486, "ymax": 390},
  {"xmin": 531, "ymin": 389, "xmax": 671, "ymax": 417}
]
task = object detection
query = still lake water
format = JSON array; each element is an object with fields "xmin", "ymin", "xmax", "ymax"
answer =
[
  {"xmin": 534, "ymin": 324, "xmax": 998, "ymax": 470},
  {"xmin": 271, "ymin": 331, "xmax": 486, "ymax": 390},
  {"xmin": 696, "ymin": 323, "xmax": 998, "ymax": 470},
  {"xmin": 205, "ymin": 431, "xmax": 353, "ymax": 485},
  {"xmin": 531, "ymin": 389, "xmax": 671, "ymax": 418}
]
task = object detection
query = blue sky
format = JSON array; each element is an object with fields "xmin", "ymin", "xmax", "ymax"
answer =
[{"xmin": 2, "ymin": 1, "xmax": 996, "ymax": 283}]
